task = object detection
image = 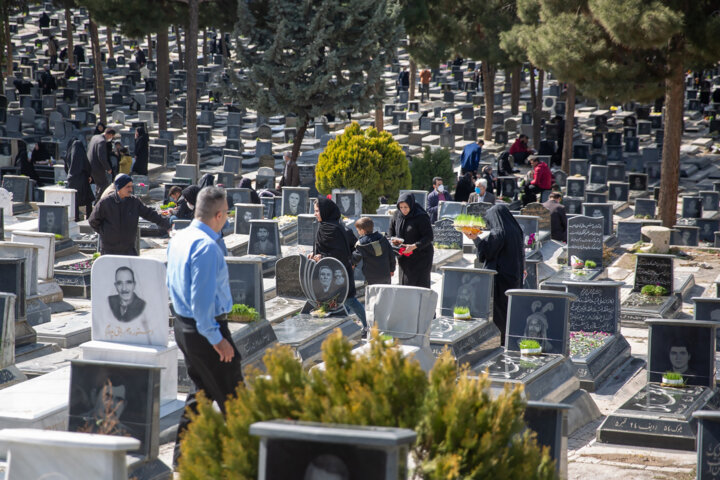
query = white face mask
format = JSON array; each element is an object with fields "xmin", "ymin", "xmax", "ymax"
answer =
[{"xmin": 437, "ymin": 184, "xmax": 445, "ymax": 193}]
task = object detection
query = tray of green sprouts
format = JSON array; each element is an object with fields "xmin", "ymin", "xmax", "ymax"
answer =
[
  {"xmin": 453, "ymin": 214, "xmax": 487, "ymax": 235},
  {"xmin": 453, "ymin": 306, "xmax": 471, "ymax": 320},
  {"xmin": 227, "ymin": 304, "xmax": 259, "ymax": 323},
  {"xmin": 519, "ymin": 339, "xmax": 542, "ymax": 356},
  {"xmin": 661, "ymin": 371, "xmax": 685, "ymax": 387}
]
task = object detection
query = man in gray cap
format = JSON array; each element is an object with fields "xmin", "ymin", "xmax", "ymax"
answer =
[{"xmin": 89, "ymin": 174, "xmax": 171, "ymax": 255}]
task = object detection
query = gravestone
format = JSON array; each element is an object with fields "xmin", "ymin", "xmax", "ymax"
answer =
[
  {"xmin": 90, "ymin": 256, "xmax": 169, "ymax": 346},
  {"xmin": 681, "ymin": 196, "xmax": 702, "ymax": 219},
  {"xmin": 582, "ymin": 203, "xmax": 613, "ymax": 236},
  {"xmin": 634, "ymin": 198, "xmax": 656, "ymax": 218},
  {"xmin": 515, "ymin": 215, "xmax": 540, "ymax": 252},
  {"xmin": 398, "ymin": 190, "xmax": 428, "ymax": 210},
  {"xmin": 607, "ymin": 162, "xmax": 626, "ymax": 182},
  {"xmin": 226, "ymin": 258, "xmax": 266, "ymax": 319},
  {"xmin": 223, "ymin": 155, "xmax": 242, "ymax": 174},
  {"xmin": 563, "ymin": 198, "xmax": 582, "ymax": 215},
  {"xmin": 0, "ymin": 293, "xmax": 22, "ymax": 388},
  {"xmin": 696, "ymin": 219, "xmax": 718, "ymax": 243},
  {"xmin": 438, "ymin": 201, "xmax": 464, "ymax": 220},
  {"xmin": 298, "ymin": 164, "xmax": 319, "ymax": 197},
  {"xmin": 332, "ymin": 189, "xmax": 362, "ymax": 218},
  {"xmin": 296, "ymin": 214, "xmax": 317, "ymax": 247},
  {"xmin": 464, "ymin": 202, "xmax": 493, "ymax": 219},
  {"xmin": 281, "ymin": 187, "xmax": 310, "ymax": 216},
  {"xmin": 565, "ymin": 281, "xmax": 623, "ymax": 334},
  {"xmin": 567, "ymin": 216, "xmax": 604, "ymax": 267},
  {"xmin": 505, "ymin": 289, "xmax": 576, "ymax": 355},
  {"xmin": 589, "ymin": 165, "xmax": 608, "ymax": 185},
  {"xmin": 553, "ymin": 170, "xmax": 567, "ymax": 187},
  {"xmin": 670, "ymin": 226, "xmax": 699, "ymax": 246},
  {"xmin": 438, "ymin": 267, "xmax": 494, "ymax": 319},
  {"xmin": 569, "ymin": 159, "xmax": 589, "ymax": 177},
  {"xmin": 2, "ymin": 175, "xmax": 30, "ymax": 203},
  {"xmin": 432, "ymin": 218, "xmax": 462, "ymax": 250},
  {"xmin": 248, "ymin": 220, "xmax": 282, "ymax": 257},
  {"xmin": 700, "ymin": 191, "xmax": 719, "ymax": 212},
  {"xmin": 525, "ymin": 402, "xmax": 571, "ymax": 480},
  {"xmin": 608, "ymin": 182, "xmax": 629, "ymax": 202},
  {"xmin": 692, "ymin": 411, "xmax": 720, "ymax": 479},
  {"xmin": 38, "ymin": 204, "xmax": 69, "ymax": 239},
  {"xmin": 521, "ymin": 203, "xmax": 551, "ymax": 232},
  {"xmin": 498, "ymin": 177, "xmax": 517, "ymax": 199},
  {"xmin": 628, "ymin": 173, "xmax": 648, "ymax": 191},
  {"xmin": 234, "ymin": 204, "xmax": 264, "ymax": 235},
  {"xmin": 275, "ymin": 255, "xmax": 305, "ymax": 299},
  {"xmin": 226, "ymin": 188, "xmax": 251, "ymax": 208},
  {"xmin": 586, "ymin": 192, "xmax": 609, "ymax": 204},
  {"xmin": 633, "ymin": 253, "xmax": 673, "ymax": 293},
  {"xmin": 617, "ymin": 221, "xmax": 643, "ymax": 245},
  {"xmin": 566, "ymin": 178, "xmax": 585, "ymax": 199},
  {"xmin": 256, "ymin": 166, "xmax": 276, "ymax": 191}
]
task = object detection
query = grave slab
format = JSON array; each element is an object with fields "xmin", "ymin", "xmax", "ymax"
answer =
[{"xmin": 272, "ymin": 314, "xmax": 362, "ymax": 366}]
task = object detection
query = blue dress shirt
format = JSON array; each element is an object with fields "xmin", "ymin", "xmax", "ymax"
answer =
[
  {"xmin": 460, "ymin": 142, "xmax": 481, "ymax": 172},
  {"xmin": 167, "ymin": 219, "xmax": 232, "ymax": 345}
]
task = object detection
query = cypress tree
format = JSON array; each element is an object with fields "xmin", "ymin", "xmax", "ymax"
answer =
[{"xmin": 230, "ymin": 0, "xmax": 403, "ymax": 162}]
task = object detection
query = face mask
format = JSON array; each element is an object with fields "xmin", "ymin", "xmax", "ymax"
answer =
[
  {"xmin": 437, "ymin": 185, "xmax": 445, "ymax": 193},
  {"xmin": 475, "ymin": 187, "xmax": 481, "ymax": 194}
]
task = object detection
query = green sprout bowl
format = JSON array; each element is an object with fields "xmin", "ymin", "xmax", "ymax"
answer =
[
  {"xmin": 519, "ymin": 339, "xmax": 542, "ymax": 356},
  {"xmin": 661, "ymin": 371, "xmax": 685, "ymax": 387},
  {"xmin": 227, "ymin": 304, "xmax": 259, "ymax": 323},
  {"xmin": 453, "ymin": 306, "xmax": 471, "ymax": 320}
]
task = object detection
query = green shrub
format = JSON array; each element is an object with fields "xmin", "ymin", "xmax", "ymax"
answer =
[
  {"xmin": 178, "ymin": 329, "xmax": 557, "ymax": 480},
  {"xmin": 410, "ymin": 146, "xmax": 455, "ymax": 191},
  {"xmin": 315, "ymin": 122, "xmax": 411, "ymax": 213}
]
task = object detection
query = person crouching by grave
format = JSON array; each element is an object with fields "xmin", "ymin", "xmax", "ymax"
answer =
[
  {"xmin": 389, "ymin": 192, "xmax": 434, "ymax": 288},
  {"xmin": 351, "ymin": 217, "xmax": 395, "ymax": 286},
  {"xmin": 89, "ymin": 174, "xmax": 171, "ymax": 255},
  {"xmin": 312, "ymin": 198, "xmax": 367, "ymax": 328},
  {"xmin": 427, "ymin": 176, "xmax": 452, "ymax": 223},
  {"xmin": 460, "ymin": 139, "xmax": 483, "ymax": 178},
  {"xmin": 239, "ymin": 177, "xmax": 261, "ymax": 203},
  {"xmin": 175, "ymin": 185, "xmax": 200, "ymax": 221},
  {"xmin": 279, "ymin": 152, "xmax": 299, "ymax": 189},
  {"xmin": 509, "ymin": 134, "xmax": 535, "ymax": 165},
  {"xmin": 64, "ymin": 62, "xmax": 77, "ymax": 79},
  {"xmin": 467, "ymin": 178, "xmax": 496, "ymax": 204},
  {"xmin": 39, "ymin": 65, "xmax": 57, "ymax": 95},
  {"xmin": 166, "ymin": 187, "xmax": 243, "ymax": 471},
  {"xmin": 461, "ymin": 204, "xmax": 524, "ymax": 345},
  {"xmin": 542, "ymin": 192, "xmax": 567, "ymax": 242},
  {"xmin": 522, "ymin": 156, "xmax": 552, "ymax": 206},
  {"xmin": 454, "ymin": 171, "xmax": 474, "ymax": 203},
  {"xmin": 89, "ymin": 128, "xmax": 116, "ymax": 202},
  {"xmin": 481, "ymin": 165, "xmax": 498, "ymax": 195},
  {"xmin": 65, "ymin": 138, "xmax": 95, "ymax": 221},
  {"xmin": 131, "ymin": 127, "xmax": 149, "ymax": 176}
]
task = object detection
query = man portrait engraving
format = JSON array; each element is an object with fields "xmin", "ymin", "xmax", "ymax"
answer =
[
  {"xmin": 251, "ymin": 225, "xmax": 275, "ymax": 255},
  {"xmin": 108, "ymin": 266, "xmax": 146, "ymax": 322}
]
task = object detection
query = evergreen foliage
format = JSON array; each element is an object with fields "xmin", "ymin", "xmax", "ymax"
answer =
[
  {"xmin": 178, "ymin": 329, "xmax": 557, "ymax": 480},
  {"xmin": 229, "ymin": 0, "xmax": 403, "ymax": 161},
  {"xmin": 410, "ymin": 147, "xmax": 454, "ymax": 191},
  {"xmin": 315, "ymin": 122, "xmax": 411, "ymax": 213}
]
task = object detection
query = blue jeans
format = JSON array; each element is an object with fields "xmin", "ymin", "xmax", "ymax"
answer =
[{"xmin": 344, "ymin": 297, "xmax": 367, "ymax": 329}]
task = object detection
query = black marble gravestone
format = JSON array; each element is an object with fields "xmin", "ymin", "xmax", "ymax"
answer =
[
  {"xmin": 608, "ymin": 182, "xmax": 629, "ymax": 202},
  {"xmin": 607, "ymin": 162, "xmax": 625, "ymax": 182},
  {"xmin": 617, "ymin": 221, "xmax": 643, "ymax": 245},
  {"xmin": 398, "ymin": 190, "xmax": 428, "ymax": 210},
  {"xmin": 696, "ymin": 219, "xmax": 718, "ymax": 243},
  {"xmin": 334, "ymin": 191, "xmax": 361, "ymax": 218},
  {"xmin": 281, "ymin": 187, "xmax": 310, "ymax": 216},
  {"xmin": 693, "ymin": 297, "xmax": 720, "ymax": 353},
  {"xmin": 439, "ymin": 267, "xmax": 494, "ymax": 319},
  {"xmin": 365, "ymin": 215, "xmax": 391, "ymax": 235},
  {"xmin": 567, "ymin": 215, "xmax": 604, "ymax": 268},
  {"xmin": 38, "ymin": 204, "xmax": 69, "ymax": 238},
  {"xmin": 464, "ymin": 202, "xmax": 492, "ymax": 219},
  {"xmin": 226, "ymin": 258, "xmax": 266, "ymax": 319},
  {"xmin": 682, "ymin": 196, "xmax": 703, "ymax": 219},
  {"xmin": 700, "ymin": 191, "xmax": 720, "ymax": 212},
  {"xmin": 234, "ymin": 204, "xmax": 264, "ymax": 235},
  {"xmin": 432, "ymin": 219, "xmax": 462, "ymax": 249},
  {"xmin": 275, "ymin": 255, "xmax": 305, "ymax": 300},
  {"xmin": 553, "ymin": 170, "xmax": 567, "ymax": 187},
  {"xmin": 260, "ymin": 197, "xmax": 275, "ymax": 219},
  {"xmin": 569, "ymin": 159, "xmax": 588, "ymax": 177},
  {"xmin": 562, "ymin": 198, "xmax": 582, "ymax": 215},
  {"xmin": 589, "ymin": 165, "xmax": 608, "ymax": 185},
  {"xmin": 296, "ymin": 214, "xmax": 317, "ymax": 247},
  {"xmin": 582, "ymin": 203, "xmax": 613, "ymax": 236},
  {"xmin": 438, "ymin": 201, "xmax": 463, "ymax": 220},
  {"xmin": 692, "ymin": 411, "xmax": 720, "ymax": 479},
  {"xmin": 670, "ymin": 226, "xmax": 699, "ymax": 247},
  {"xmin": 566, "ymin": 178, "xmax": 585, "ymax": 199},
  {"xmin": 247, "ymin": 220, "xmax": 282, "ymax": 256},
  {"xmin": 628, "ymin": 173, "xmax": 648, "ymax": 191},
  {"xmin": 497, "ymin": 177, "xmax": 517, "ymax": 199},
  {"xmin": 225, "ymin": 188, "xmax": 251, "ymax": 209},
  {"xmin": 634, "ymin": 198, "xmax": 656, "ymax": 218},
  {"xmin": 2, "ymin": 176, "xmax": 29, "ymax": 203},
  {"xmin": 633, "ymin": 253, "xmax": 673, "ymax": 293},
  {"xmin": 585, "ymin": 192, "xmax": 608, "ymax": 204},
  {"xmin": 505, "ymin": 290, "xmax": 576, "ymax": 355},
  {"xmin": 525, "ymin": 402, "xmax": 570, "ymax": 479},
  {"xmin": 298, "ymin": 164, "xmax": 319, "ymax": 197}
]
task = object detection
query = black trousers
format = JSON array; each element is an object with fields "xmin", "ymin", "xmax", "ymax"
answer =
[{"xmin": 173, "ymin": 316, "xmax": 243, "ymax": 465}]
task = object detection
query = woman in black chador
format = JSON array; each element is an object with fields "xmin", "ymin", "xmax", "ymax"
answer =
[
  {"xmin": 389, "ymin": 192, "xmax": 434, "ymax": 288},
  {"xmin": 65, "ymin": 138, "xmax": 95, "ymax": 221},
  {"xmin": 462, "ymin": 204, "xmax": 524, "ymax": 343}
]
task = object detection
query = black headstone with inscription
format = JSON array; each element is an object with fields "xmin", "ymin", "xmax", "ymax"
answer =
[
  {"xmin": 439, "ymin": 267, "xmax": 494, "ymax": 319},
  {"xmin": 565, "ymin": 281, "xmax": 622, "ymax": 334},
  {"xmin": 525, "ymin": 402, "xmax": 570, "ymax": 479},
  {"xmin": 296, "ymin": 214, "xmax": 317, "ymax": 247},
  {"xmin": 567, "ymin": 216, "xmax": 604, "ymax": 266},
  {"xmin": 647, "ymin": 320, "xmax": 715, "ymax": 387},
  {"xmin": 234, "ymin": 204, "xmax": 264, "ymax": 235},
  {"xmin": 274, "ymin": 255, "xmax": 304, "ymax": 299},
  {"xmin": 464, "ymin": 202, "xmax": 492, "ymax": 218},
  {"xmin": 432, "ymin": 218, "xmax": 462, "ymax": 249},
  {"xmin": 633, "ymin": 254, "xmax": 673, "ymax": 293},
  {"xmin": 582, "ymin": 203, "xmax": 613, "ymax": 236},
  {"xmin": 692, "ymin": 411, "xmax": 720, "ymax": 479}
]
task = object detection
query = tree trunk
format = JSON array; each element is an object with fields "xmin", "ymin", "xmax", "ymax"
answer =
[
  {"xmin": 89, "ymin": 18, "xmax": 106, "ymax": 124},
  {"xmin": 4, "ymin": 7, "xmax": 12, "ymax": 79},
  {"xmin": 64, "ymin": 8, "xmax": 74, "ymax": 65},
  {"xmin": 510, "ymin": 65, "xmax": 520, "ymax": 115},
  {"xmin": 659, "ymin": 36, "xmax": 685, "ymax": 228},
  {"xmin": 106, "ymin": 27, "xmax": 113, "ymax": 59},
  {"xmin": 409, "ymin": 59, "xmax": 417, "ymax": 101},
  {"xmin": 531, "ymin": 69, "xmax": 544, "ymax": 151},
  {"xmin": 147, "ymin": 34, "xmax": 153, "ymax": 62},
  {"xmin": 184, "ymin": 0, "xmax": 199, "ymax": 165},
  {"xmin": 202, "ymin": 28, "xmax": 207, "ymax": 66},
  {"xmin": 222, "ymin": 32, "xmax": 229, "ymax": 59},
  {"xmin": 0, "ymin": 4, "xmax": 6, "ymax": 94},
  {"xmin": 482, "ymin": 61, "xmax": 495, "ymax": 142},
  {"xmin": 176, "ymin": 25, "xmax": 184, "ymax": 70},
  {"xmin": 291, "ymin": 118, "xmax": 308, "ymax": 163},
  {"xmin": 157, "ymin": 28, "xmax": 169, "ymax": 131},
  {"xmin": 561, "ymin": 83, "xmax": 576, "ymax": 174},
  {"xmin": 184, "ymin": 24, "xmax": 191, "ymax": 70},
  {"xmin": 375, "ymin": 102, "xmax": 384, "ymax": 132}
]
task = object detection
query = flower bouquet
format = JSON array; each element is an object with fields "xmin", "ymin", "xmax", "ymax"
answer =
[
  {"xmin": 311, "ymin": 297, "xmax": 340, "ymax": 317},
  {"xmin": 453, "ymin": 214, "xmax": 487, "ymax": 236},
  {"xmin": 570, "ymin": 255, "xmax": 585, "ymax": 269},
  {"xmin": 526, "ymin": 233, "xmax": 537, "ymax": 250}
]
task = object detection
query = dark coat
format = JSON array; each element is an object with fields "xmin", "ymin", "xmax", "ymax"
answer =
[
  {"xmin": 65, "ymin": 140, "xmax": 94, "ymax": 206},
  {"xmin": 132, "ymin": 128, "xmax": 149, "ymax": 175},
  {"xmin": 88, "ymin": 133, "xmax": 111, "ymax": 187},
  {"xmin": 239, "ymin": 178, "xmax": 261, "ymax": 204},
  {"xmin": 89, "ymin": 193, "xmax": 170, "ymax": 255},
  {"xmin": 15, "ymin": 146, "xmax": 40, "ymax": 185},
  {"xmin": 108, "ymin": 294, "xmax": 146, "ymax": 322},
  {"xmin": 175, "ymin": 185, "xmax": 200, "ymax": 220},
  {"xmin": 542, "ymin": 199, "xmax": 568, "ymax": 242},
  {"xmin": 454, "ymin": 173, "xmax": 474, "ymax": 203},
  {"xmin": 473, "ymin": 204, "xmax": 524, "ymax": 342},
  {"xmin": 351, "ymin": 231, "xmax": 396, "ymax": 285},
  {"xmin": 467, "ymin": 191, "xmax": 496, "ymax": 204},
  {"xmin": 389, "ymin": 192, "xmax": 434, "ymax": 288},
  {"xmin": 426, "ymin": 189, "xmax": 452, "ymax": 223},
  {"xmin": 314, "ymin": 198, "xmax": 357, "ymax": 298}
]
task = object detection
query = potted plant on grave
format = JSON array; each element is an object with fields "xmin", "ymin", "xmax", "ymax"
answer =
[
  {"xmin": 661, "ymin": 371, "xmax": 685, "ymax": 387},
  {"xmin": 227, "ymin": 304, "xmax": 260, "ymax": 323},
  {"xmin": 525, "ymin": 233, "xmax": 537, "ymax": 252},
  {"xmin": 453, "ymin": 214, "xmax": 486, "ymax": 236},
  {"xmin": 379, "ymin": 333, "xmax": 395, "ymax": 346},
  {"xmin": 584, "ymin": 260, "xmax": 597, "ymax": 269},
  {"xmin": 519, "ymin": 339, "xmax": 542, "ymax": 356},
  {"xmin": 453, "ymin": 306, "xmax": 471, "ymax": 320}
]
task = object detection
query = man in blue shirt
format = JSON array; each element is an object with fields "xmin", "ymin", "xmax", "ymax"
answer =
[
  {"xmin": 460, "ymin": 139, "xmax": 483, "ymax": 177},
  {"xmin": 166, "ymin": 186, "xmax": 242, "ymax": 468}
]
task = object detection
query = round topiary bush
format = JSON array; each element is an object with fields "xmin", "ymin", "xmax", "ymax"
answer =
[
  {"xmin": 315, "ymin": 122, "xmax": 411, "ymax": 213},
  {"xmin": 410, "ymin": 146, "xmax": 455, "ymax": 191},
  {"xmin": 178, "ymin": 329, "xmax": 557, "ymax": 480}
]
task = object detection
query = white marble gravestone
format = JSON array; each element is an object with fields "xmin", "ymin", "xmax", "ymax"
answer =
[
  {"xmin": 0, "ymin": 241, "xmax": 39, "ymax": 296},
  {"xmin": 89, "ymin": 255, "xmax": 168, "ymax": 346},
  {"xmin": 0, "ymin": 188, "xmax": 12, "ymax": 219},
  {"xmin": 41, "ymin": 186, "xmax": 76, "ymax": 222},
  {"xmin": 11, "ymin": 231, "xmax": 55, "ymax": 280}
]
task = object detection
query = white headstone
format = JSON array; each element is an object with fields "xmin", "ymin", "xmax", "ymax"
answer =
[
  {"xmin": 11, "ymin": 231, "xmax": 55, "ymax": 280},
  {"xmin": 40, "ymin": 186, "xmax": 76, "ymax": 221},
  {"xmin": 90, "ymin": 255, "xmax": 169, "ymax": 346},
  {"xmin": 0, "ymin": 188, "xmax": 12, "ymax": 218}
]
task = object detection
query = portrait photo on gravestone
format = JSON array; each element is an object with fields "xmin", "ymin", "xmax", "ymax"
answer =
[
  {"xmin": 506, "ymin": 294, "xmax": 568, "ymax": 354},
  {"xmin": 91, "ymin": 256, "xmax": 169, "ymax": 346},
  {"xmin": 648, "ymin": 323, "xmax": 714, "ymax": 386},
  {"xmin": 248, "ymin": 220, "xmax": 280, "ymax": 256}
]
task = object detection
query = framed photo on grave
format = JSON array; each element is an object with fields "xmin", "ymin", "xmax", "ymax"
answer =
[
  {"xmin": 695, "ymin": 219, "xmax": 718, "ymax": 243},
  {"xmin": 582, "ymin": 203, "xmax": 613, "ymax": 236},
  {"xmin": 505, "ymin": 290, "xmax": 576, "ymax": 356},
  {"xmin": 439, "ymin": 267, "xmax": 494, "ymax": 319},
  {"xmin": 281, "ymin": 187, "xmax": 310, "ymax": 216},
  {"xmin": 647, "ymin": 320, "xmax": 716, "ymax": 387},
  {"xmin": 607, "ymin": 162, "xmax": 625, "ymax": 182},
  {"xmin": 247, "ymin": 220, "xmax": 281, "ymax": 256},
  {"xmin": 309, "ymin": 257, "xmax": 349, "ymax": 306},
  {"xmin": 569, "ymin": 159, "xmax": 588, "ymax": 177},
  {"xmin": 608, "ymin": 182, "xmax": 629, "ymax": 202},
  {"xmin": 38, "ymin": 204, "xmax": 69, "ymax": 238},
  {"xmin": 700, "ymin": 191, "xmax": 720, "ymax": 212},
  {"xmin": 628, "ymin": 173, "xmax": 648, "ymax": 191},
  {"xmin": 681, "ymin": 196, "xmax": 702, "ymax": 219},
  {"xmin": 670, "ymin": 226, "xmax": 699, "ymax": 247},
  {"xmin": 68, "ymin": 360, "xmax": 160, "ymax": 459},
  {"xmin": 90, "ymin": 256, "xmax": 169, "ymax": 346},
  {"xmin": 234, "ymin": 204, "xmax": 264, "ymax": 235},
  {"xmin": 567, "ymin": 178, "xmax": 587, "ymax": 199},
  {"xmin": 585, "ymin": 192, "xmax": 608, "ymax": 204},
  {"xmin": 563, "ymin": 198, "xmax": 582, "ymax": 215},
  {"xmin": 225, "ymin": 188, "xmax": 251, "ymax": 210},
  {"xmin": 332, "ymin": 189, "xmax": 362, "ymax": 218},
  {"xmin": 226, "ymin": 258, "xmax": 266, "ymax": 319}
]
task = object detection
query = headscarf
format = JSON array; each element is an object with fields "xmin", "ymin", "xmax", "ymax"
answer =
[
  {"xmin": 31, "ymin": 143, "xmax": 51, "ymax": 163},
  {"xmin": 317, "ymin": 197, "xmax": 341, "ymax": 223},
  {"xmin": 484, "ymin": 203, "xmax": 523, "ymax": 238},
  {"xmin": 114, "ymin": 173, "xmax": 132, "ymax": 190},
  {"xmin": 94, "ymin": 122, "xmax": 105, "ymax": 135},
  {"xmin": 198, "ymin": 173, "xmax": 214, "ymax": 189},
  {"xmin": 181, "ymin": 185, "xmax": 200, "ymax": 206},
  {"xmin": 394, "ymin": 192, "xmax": 427, "ymax": 236},
  {"xmin": 239, "ymin": 177, "xmax": 261, "ymax": 204},
  {"xmin": 239, "ymin": 178, "xmax": 252, "ymax": 189},
  {"xmin": 314, "ymin": 198, "xmax": 356, "ymax": 297}
]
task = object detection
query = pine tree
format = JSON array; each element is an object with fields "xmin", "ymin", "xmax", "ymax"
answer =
[
  {"xmin": 0, "ymin": 0, "xmax": 26, "ymax": 91},
  {"xmin": 586, "ymin": 0, "xmax": 720, "ymax": 226},
  {"xmin": 229, "ymin": 0, "xmax": 403, "ymax": 162}
]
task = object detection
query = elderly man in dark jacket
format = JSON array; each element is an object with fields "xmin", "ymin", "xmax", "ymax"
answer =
[
  {"xmin": 88, "ymin": 128, "xmax": 116, "ymax": 202},
  {"xmin": 89, "ymin": 174, "xmax": 171, "ymax": 255}
]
